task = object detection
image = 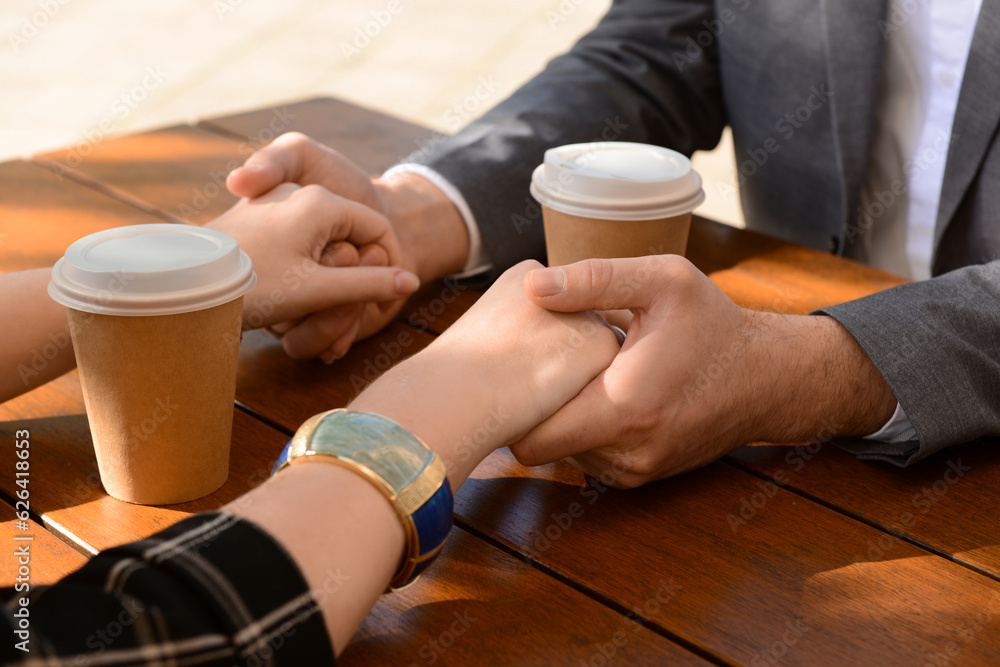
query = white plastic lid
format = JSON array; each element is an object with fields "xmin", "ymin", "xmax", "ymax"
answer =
[
  {"xmin": 49, "ymin": 224, "xmax": 256, "ymax": 316},
  {"xmin": 530, "ymin": 142, "xmax": 705, "ymax": 220}
]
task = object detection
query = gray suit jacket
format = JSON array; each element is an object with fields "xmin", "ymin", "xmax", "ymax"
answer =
[{"xmin": 411, "ymin": 0, "xmax": 1000, "ymax": 465}]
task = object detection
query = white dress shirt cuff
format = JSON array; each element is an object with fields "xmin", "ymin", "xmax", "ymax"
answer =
[
  {"xmin": 382, "ymin": 163, "xmax": 493, "ymax": 279},
  {"xmin": 863, "ymin": 401, "xmax": 918, "ymax": 443}
]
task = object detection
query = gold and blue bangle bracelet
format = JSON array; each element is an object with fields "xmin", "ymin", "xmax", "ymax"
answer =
[{"xmin": 271, "ymin": 409, "xmax": 454, "ymax": 591}]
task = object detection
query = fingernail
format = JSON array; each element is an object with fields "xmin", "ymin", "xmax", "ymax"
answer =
[
  {"xmin": 528, "ymin": 268, "xmax": 565, "ymax": 297},
  {"xmin": 395, "ymin": 270, "xmax": 420, "ymax": 294},
  {"xmin": 321, "ymin": 351, "xmax": 341, "ymax": 365},
  {"xmin": 239, "ymin": 162, "xmax": 263, "ymax": 173}
]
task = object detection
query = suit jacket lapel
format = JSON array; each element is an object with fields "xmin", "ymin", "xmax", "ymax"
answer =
[
  {"xmin": 820, "ymin": 0, "xmax": 889, "ymax": 235},
  {"xmin": 935, "ymin": 1, "xmax": 1000, "ymax": 255}
]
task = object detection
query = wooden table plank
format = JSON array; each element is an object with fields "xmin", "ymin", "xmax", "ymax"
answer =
[
  {"xmin": 0, "ymin": 373, "xmax": 287, "ymax": 556},
  {"xmin": 455, "ymin": 449, "xmax": 1000, "ymax": 666},
  {"xmin": 65, "ymin": 95, "xmax": 997, "ymax": 597},
  {"xmin": 198, "ymin": 97, "xmax": 435, "ymax": 176},
  {"xmin": 0, "ymin": 161, "xmax": 166, "ymax": 275},
  {"xmin": 30, "ymin": 98, "xmax": 434, "ymax": 232},
  {"xmin": 728, "ymin": 441, "xmax": 1000, "ymax": 578},
  {"xmin": 34, "ymin": 126, "xmax": 245, "ymax": 225},
  {"xmin": 686, "ymin": 216, "xmax": 908, "ymax": 313},
  {"xmin": 0, "ymin": 360, "xmax": 711, "ymax": 666},
  {"xmin": 342, "ymin": 528, "xmax": 710, "ymax": 667},
  {"xmin": 13, "ymin": 96, "xmax": 998, "ymax": 664},
  {"xmin": 0, "ymin": 501, "xmax": 87, "ymax": 587},
  {"xmin": 1, "ymin": 383, "xmax": 711, "ymax": 667},
  {"xmin": 219, "ymin": 322, "xmax": 1000, "ymax": 665},
  {"xmin": 235, "ymin": 323, "xmax": 436, "ymax": 432}
]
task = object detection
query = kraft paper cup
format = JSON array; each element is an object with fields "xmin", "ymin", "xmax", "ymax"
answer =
[
  {"xmin": 49, "ymin": 224, "xmax": 256, "ymax": 505},
  {"xmin": 530, "ymin": 142, "xmax": 705, "ymax": 266}
]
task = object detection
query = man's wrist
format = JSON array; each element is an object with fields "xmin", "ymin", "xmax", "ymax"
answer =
[
  {"xmin": 744, "ymin": 311, "xmax": 898, "ymax": 445},
  {"xmin": 373, "ymin": 172, "xmax": 469, "ymax": 284}
]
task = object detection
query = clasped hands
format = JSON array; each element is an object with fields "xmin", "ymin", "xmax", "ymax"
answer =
[
  {"xmin": 207, "ymin": 136, "xmax": 418, "ymax": 363},
  {"xmin": 211, "ymin": 133, "xmax": 897, "ymax": 490}
]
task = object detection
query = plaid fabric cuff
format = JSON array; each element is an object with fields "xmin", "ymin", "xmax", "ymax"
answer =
[{"xmin": 1, "ymin": 512, "xmax": 335, "ymax": 666}]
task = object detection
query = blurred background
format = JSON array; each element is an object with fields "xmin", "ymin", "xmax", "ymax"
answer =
[{"xmin": 1, "ymin": 0, "xmax": 742, "ymax": 226}]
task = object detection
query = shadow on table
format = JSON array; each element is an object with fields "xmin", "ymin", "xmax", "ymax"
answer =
[
  {"xmin": 0, "ymin": 414, "xmax": 101, "ymax": 515},
  {"xmin": 342, "ymin": 597, "xmax": 502, "ymax": 667},
  {"xmin": 449, "ymin": 446, "xmax": 1000, "ymax": 664}
]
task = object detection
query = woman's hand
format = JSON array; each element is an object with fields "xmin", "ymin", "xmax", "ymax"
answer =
[
  {"xmin": 206, "ymin": 182, "xmax": 420, "ymax": 358},
  {"xmin": 349, "ymin": 260, "xmax": 622, "ymax": 487},
  {"xmin": 226, "ymin": 133, "xmax": 472, "ymax": 361}
]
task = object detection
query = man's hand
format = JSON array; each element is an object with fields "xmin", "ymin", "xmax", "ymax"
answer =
[
  {"xmin": 350, "ymin": 261, "xmax": 621, "ymax": 486},
  {"xmin": 226, "ymin": 133, "xmax": 471, "ymax": 358},
  {"xmin": 511, "ymin": 255, "xmax": 898, "ymax": 488},
  {"xmin": 206, "ymin": 183, "xmax": 420, "ymax": 358},
  {"xmin": 227, "ymin": 132, "xmax": 384, "ymax": 215}
]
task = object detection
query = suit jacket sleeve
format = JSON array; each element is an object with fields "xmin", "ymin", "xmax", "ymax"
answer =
[
  {"xmin": 818, "ymin": 260, "xmax": 1000, "ymax": 466},
  {"xmin": 409, "ymin": 0, "xmax": 725, "ymax": 274}
]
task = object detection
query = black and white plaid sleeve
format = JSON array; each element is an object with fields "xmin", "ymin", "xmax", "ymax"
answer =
[{"xmin": 1, "ymin": 512, "xmax": 336, "ymax": 666}]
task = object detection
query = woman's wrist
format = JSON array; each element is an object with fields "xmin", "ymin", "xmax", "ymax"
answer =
[
  {"xmin": 348, "ymin": 347, "xmax": 507, "ymax": 490},
  {"xmin": 227, "ymin": 460, "xmax": 405, "ymax": 654}
]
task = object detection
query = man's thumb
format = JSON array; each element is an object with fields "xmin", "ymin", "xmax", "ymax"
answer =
[
  {"xmin": 524, "ymin": 256, "xmax": 670, "ymax": 312},
  {"xmin": 226, "ymin": 161, "xmax": 284, "ymax": 198}
]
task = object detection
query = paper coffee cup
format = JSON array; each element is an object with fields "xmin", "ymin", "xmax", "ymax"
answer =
[
  {"xmin": 530, "ymin": 142, "xmax": 705, "ymax": 266},
  {"xmin": 49, "ymin": 224, "xmax": 256, "ymax": 505}
]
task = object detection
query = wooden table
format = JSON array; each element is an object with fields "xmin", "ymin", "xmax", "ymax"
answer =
[{"xmin": 2, "ymin": 98, "xmax": 999, "ymax": 666}]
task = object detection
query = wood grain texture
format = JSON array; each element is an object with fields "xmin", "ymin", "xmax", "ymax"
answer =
[
  {"xmin": 728, "ymin": 440, "xmax": 1000, "ymax": 579},
  {"xmin": 34, "ymin": 126, "xmax": 245, "ymax": 225},
  {"xmin": 454, "ymin": 448, "xmax": 1000, "ymax": 666},
  {"xmin": 29, "ymin": 99, "xmax": 431, "ymax": 233},
  {"xmin": 0, "ymin": 161, "xmax": 164, "ymax": 275},
  {"xmin": 341, "ymin": 528, "xmax": 709, "ymax": 667},
  {"xmin": 0, "ymin": 372, "xmax": 287, "ymax": 555},
  {"xmin": 0, "ymin": 368, "xmax": 84, "ymax": 424},
  {"xmin": 7, "ymin": 97, "xmax": 996, "ymax": 665},
  {"xmin": 0, "ymin": 365, "xmax": 706, "ymax": 665},
  {"xmin": 0, "ymin": 501, "xmax": 87, "ymax": 587},
  {"xmin": 0, "ymin": 370, "xmax": 710, "ymax": 667},
  {"xmin": 236, "ymin": 322, "xmax": 436, "ymax": 432},
  {"xmin": 198, "ymin": 97, "xmax": 435, "ymax": 176},
  {"xmin": 687, "ymin": 216, "xmax": 908, "ymax": 313},
  {"xmin": 0, "ymin": 370, "xmax": 711, "ymax": 667}
]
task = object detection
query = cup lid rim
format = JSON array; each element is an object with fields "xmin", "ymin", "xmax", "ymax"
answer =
[
  {"xmin": 530, "ymin": 167, "xmax": 705, "ymax": 221},
  {"xmin": 48, "ymin": 224, "xmax": 256, "ymax": 316},
  {"xmin": 530, "ymin": 142, "xmax": 705, "ymax": 220}
]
